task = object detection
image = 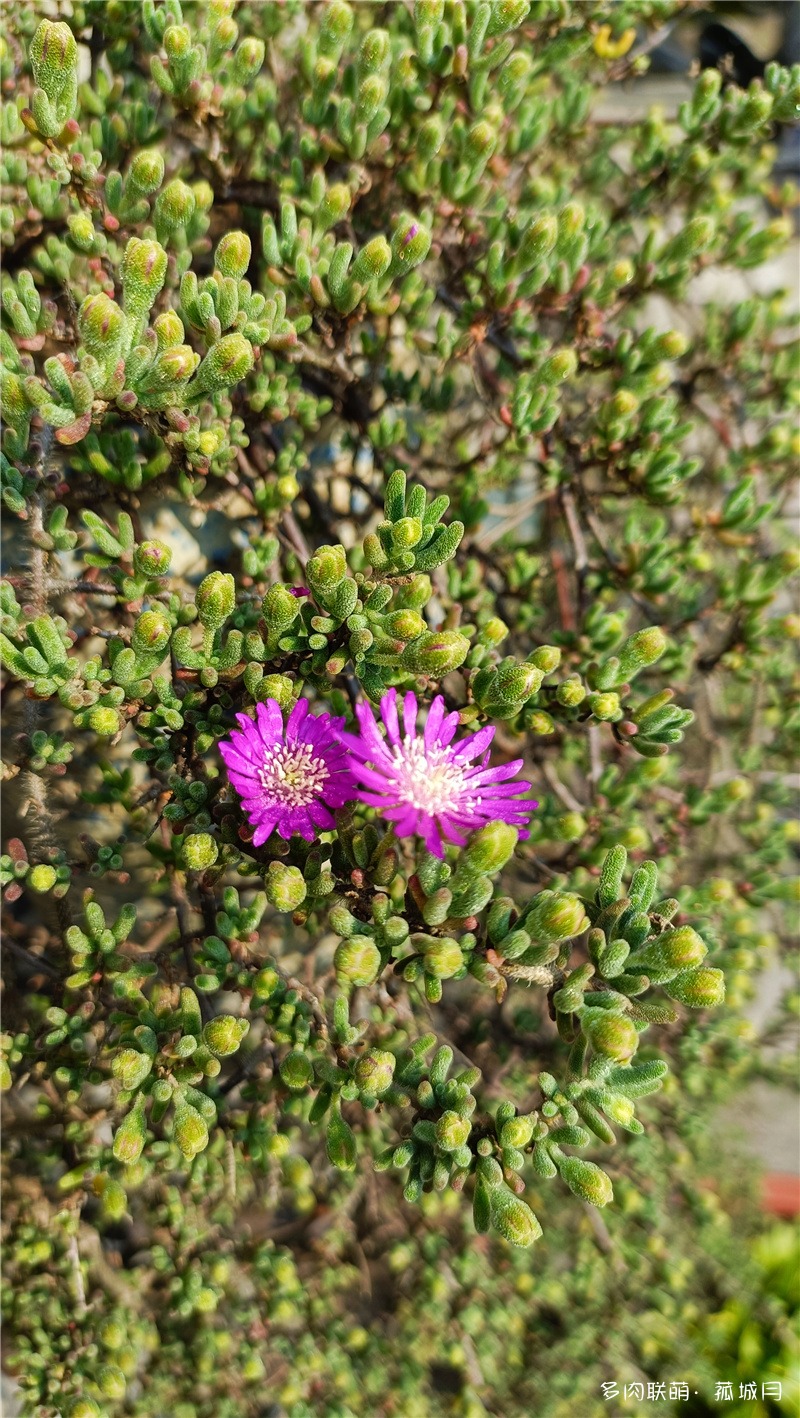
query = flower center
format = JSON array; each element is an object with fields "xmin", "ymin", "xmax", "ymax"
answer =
[
  {"xmin": 393, "ymin": 738, "xmax": 471, "ymax": 815},
  {"xmin": 257, "ymin": 741, "xmax": 329, "ymax": 807}
]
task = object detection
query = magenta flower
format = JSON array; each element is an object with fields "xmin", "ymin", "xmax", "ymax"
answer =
[
  {"xmin": 219, "ymin": 698, "xmax": 358, "ymax": 845},
  {"xmin": 342, "ymin": 689, "xmax": 536, "ymax": 857}
]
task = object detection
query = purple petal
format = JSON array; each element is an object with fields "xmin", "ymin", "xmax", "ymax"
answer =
[
  {"xmin": 355, "ymin": 702, "xmax": 391, "ymax": 760},
  {"xmin": 286, "ymin": 696, "xmax": 309, "ymax": 740},
  {"xmin": 251, "ymin": 814, "xmax": 279, "ymax": 846},
  {"xmin": 423, "ymin": 695, "xmax": 446, "ymax": 747},
  {"xmin": 255, "ymin": 700, "xmax": 283, "ymax": 747},
  {"xmin": 421, "ymin": 814, "xmax": 443, "ymax": 857},
  {"xmin": 452, "ymin": 725, "xmax": 495, "ymax": 761},
  {"xmin": 308, "ymin": 801, "xmax": 335, "ymax": 829},
  {"xmin": 438, "ymin": 711, "xmax": 462, "ymax": 747},
  {"xmin": 381, "ymin": 688, "xmax": 401, "ymax": 746},
  {"xmin": 464, "ymin": 760, "xmax": 529, "ymax": 786},
  {"xmin": 219, "ymin": 743, "xmax": 261, "ymax": 778},
  {"xmin": 402, "ymin": 691, "xmax": 418, "ymax": 739}
]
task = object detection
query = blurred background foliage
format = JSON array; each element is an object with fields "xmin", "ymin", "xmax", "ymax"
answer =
[{"xmin": 1, "ymin": 0, "xmax": 798, "ymax": 1415}]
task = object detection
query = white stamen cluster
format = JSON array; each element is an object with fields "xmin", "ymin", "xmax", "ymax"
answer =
[
  {"xmin": 391, "ymin": 737, "xmax": 478, "ymax": 815},
  {"xmin": 257, "ymin": 741, "xmax": 329, "ymax": 806}
]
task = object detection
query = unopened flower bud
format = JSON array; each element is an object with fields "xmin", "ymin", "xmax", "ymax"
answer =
[
  {"xmin": 518, "ymin": 214, "xmax": 558, "ymax": 267},
  {"xmin": 590, "ymin": 692, "xmax": 622, "ymax": 722},
  {"xmin": 402, "ymin": 574, "xmax": 433, "ymax": 609},
  {"xmin": 489, "ymin": 1186, "xmax": 543, "ymax": 1247},
  {"xmin": 202, "ymin": 1015, "xmax": 249, "ymax": 1057},
  {"xmin": 609, "ymin": 389, "xmax": 639, "ymax": 418},
  {"xmin": 78, "ymin": 292, "xmax": 125, "ymax": 354},
  {"xmin": 133, "ymin": 540, "xmax": 172, "ymax": 578},
  {"xmin": 173, "ymin": 1102, "xmax": 209, "ymax": 1158},
  {"xmin": 216, "ymin": 230, "xmax": 251, "ymax": 279},
  {"xmin": 164, "ymin": 23, "xmax": 191, "ymax": 58},
  {"xmin": 265, "ymin": 862, "xmax": 306, "ymax": 912},
  {"xmin": 318, "ymin": 182, "xmax": 351, "ymax": 228},
  {"xmin": 421, "ymin": 936, "xmax": 464, "ymax": 979},
  {"xmin": 526, "ymin": 710, "xmax": 556, "ymax": 735},
  {"xmin": 556, "ymin": 676, "xmax": 586, "ymax": 707},
  {"xmin": 382, "ymin": 609, "xmax": 426, "ymax": 641},
  {"xmin": 541, "ymin": 348, "xmax": 578, "ymax": 383},
  {"xmin": 112, "ymin": 1097, "xmax": 147, "ymax": 1164},
  {"xmin": 602, "ymin": 1094, "xmax": 636, "ymax": 1127},
  {"xmin": 131, "ymin": 608, "xmax": 171, "ymax": 653},
  {"xmin": 28, "ymin": 864, "xmax": 57, "ymax": 893},
  {"xmin": 262, "ymin": 584, "xmax": 301, "ymax": 642},
  {"xmin": 482, "ymin": 617, "xmax": 509, "ymax": 645},
  {"xmin": 558, "ymin": 1155, "xmax": 613, "ymax": 1207},
  {"xmin": 495, "ymin": 659, "xmax": 544, "ymax": 702},
  {"xmin": 320, "ymin": 0, "xmax": 353, "ymax": 53},
  {"xmin": 634, "ymin": 926, "xmax": 707, "ymax": 973},
  {"xmin": 335, "ymin": 937, "xmax": 382, "ymax": 987},
  {"xmin": 559, "ymin": 202, "xmax": 585, "ymax": 237},
  {"xmin": 258, "ymin": 675, "xmax": 296, "ymax": 711},
  {"xmin": 652, "ymin": 330, "xmax": 689, "ymax": 360},
  {"xmin": 436, "ymin": 1110, "xmax": 471, "ymax": 1152},
  {"xmin": 183, "ymin": 833, "xmax": 218, "ymax": 871},
  {"xmin": 66, "ymin": 1399, "xmax": 102, "ymax": 1418},
  {"xmin": 354, "ymin": 1049, "xmax": 396, "ymax": 1096},
  {"xmin": 665, "ymin": 966, "xmax": 725, "ymax": 1008},
  {"xmin": 359, "ymin": 27, "xmax": 390, "ymax": 73},
  {"xmin": 552, "ymin": 812, "xmax": 587, "ymax": 842},
  {"xmin": 525, "ymin": 891, "xmax": 589, "ymax": 942},
  {"xmin": 189, "ymin": 333, "xmax": 254, "ymax": 395},
  {"xmin": 68, "ymin": 213, "xmax": 97, "ymax": 251},
  {"xmin": 307, "ymin": 543, "xmax": 347, "ymax": 591},
  {"xmin": 112, "ymin": 1049, "xmax": 152, "ymax": 1091},
  {"xmin": 352, "ymin": 236, "xmax": 392, "ymax": 284},
  {"xmin": 530, "ymin": 648, "xmax": 565, "ymax": 686},
  {"xmin": 585, "ymin": 1012, "xmax": 639, "ymax": 1062},
  {"xmin": 30, "ymin": 19, "xmax": 77, "ymax": 104},
  {"xmin": 390, "ymin": 516, "xmax": 423, "ymax": 550},
  {"xmin": 279, "ymin": 1051, "xmax": 314, "ymax": 1090},
  {"xmin": 88, "ymin": 706, "xmax": 121, "ymax": 737},
  {"xmin": 400, "ymin": 630, "xmax": 469, "ymax": 676},
  {"xmin": 192, "ymin": 179, "xmax": 214, "ymax": 212},
  {"xmin": 459, "ymin": 822, "xmax": 519, "ymax": 877},
  {"xmin": 233, "ymin": 36, "xmax": 266, "ymax": 84},
  {"xmin": 326, "ymin": 1108, "xmax": 357, "ymax": 1170},
  {"xmin": 391, "ymin": 214, "xmax": 431, "ymax": 270},
  {"xmin": 500, "ymin": 1115, "xmax": 534, "ymax": 1148},
  {"xmin": 252, "ymin": 966, "xmax": 281, "ymax": 999},
  {"xmin": 129, "ymin": 147, "xmax": 165, "ymax": 194},
  {"xmin": 146, "ymin": 345, "xmax": 199, "ymax": 389},
  {"xmin": 669, "ymin": 215, "xmax": 715, "ymax": 261},
  {"xmin": 120, "ymin": 238, "xmax": 168, "ymax": 325},
  {"xmin": 98, "ymin": 1365, "xmax": 126, "ymax": 1400},
  {"xmin": 486, "ymin": 0, "xmax": 529, "ymax": 36},
  {"xmin": 617, "ymin": 627, "xmax": 667, "ymax": 681},
  {"xmin": 196, "ymin": 571, "xmax": 236, "ymax": 630},
  {"xmin": 465, "ymin": 120, "xmax": 495, "ymax": 165},
  {"xmin": 98, "ymin": 1178, "xmax": 127, "ymax": 1222}
]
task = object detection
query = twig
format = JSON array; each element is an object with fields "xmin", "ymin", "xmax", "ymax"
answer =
[
  {"xmin": 560, "ymin": 486, "xmax": 589, "ymax": 621},
  {"xmin": 587, "ymin": 722, "xmax": 603, "ymax": 801},
  {"xmin": 67, "ymin": 1231, "xmax": 87, "ymax": 1316},
  {"xmin": 4, "ymin": 938, "xmax": 60, "ymax": 980},
  {"xmin": 541, "ymin": 759, "xmax": 585, "ymax": 813},
  {"xmin": 17, "ymin": 479, "xmax": 71, "ymax": 938},
  {"xmin": 281, "ymin": 507, "xmax": 311, "ymax": 567}
]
